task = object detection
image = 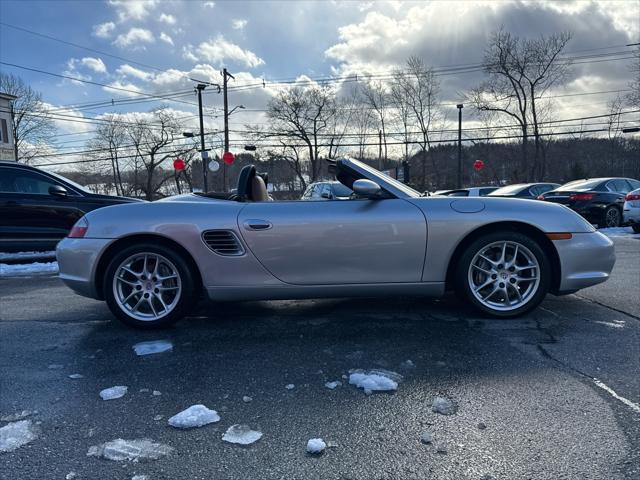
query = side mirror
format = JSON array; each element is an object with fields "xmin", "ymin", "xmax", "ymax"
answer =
[
  {"xmin": 49, "ymin": 185, "xmax": 68, "ymax": 197},
  {"xmin": 321, "ymin": 191, "xmax": 332, "ymax": 200},
  {"xmin": 352, "ymin": 179, "xmax": 382, "ymax": 198}
]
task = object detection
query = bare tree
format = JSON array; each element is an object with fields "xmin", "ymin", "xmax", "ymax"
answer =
[
  {"xmin": 360, "ymin": 80, "xmax": 390, "ymax": 166},
  {"xmin": 401, "ymin": 57, "xmax": 442, "ymax": 189},
  {"xmin": 0, "ymin": 73, "xmax": 55, "ymax": 163},
  {"xmin": 469, "ymin": 29, "xmax": 572, "ymax": 181},
  {"xmin": 389, "ymin": 69, "xmax": 413, "ymax": 162},
  {"xmin": 126, "ymin": 108, "xmax": 195, "ymax": 200},
  {"xmin": 263, "ymin": 85, "xmax": 336, "ymax": 182},
  {"xmin": 626, "ymin": 46, "xmax": 640, "ymax": 108},
  {"xmin": 86, "ymin": 114, "xmax": 128, "ymax": 195}
]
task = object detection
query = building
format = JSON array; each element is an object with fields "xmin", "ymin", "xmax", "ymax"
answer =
[{"xmin": 0, "ymin": 93, "xmax": 17, "ymax": 161}]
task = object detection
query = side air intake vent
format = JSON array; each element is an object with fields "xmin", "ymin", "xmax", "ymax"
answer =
[{"xmin": 202, "ymin": 230, "xmax": 245, "ymax": 256}]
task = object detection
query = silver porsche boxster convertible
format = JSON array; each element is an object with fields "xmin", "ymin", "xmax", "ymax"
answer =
[{"xmin": 56, "ymin": 158, "xmax": 615, "ymax": 328}]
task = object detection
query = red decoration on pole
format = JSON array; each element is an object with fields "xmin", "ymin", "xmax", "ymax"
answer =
[
  {"xmin": 173, "ymin": 158, "xmax": 186, "ymax": 171},
  {"xmin": 473, "ymin": 159, "xmax": 484, "ymax": 171},
  {"xmin": 222, "ymin": 151, "xmax": 235, "ymax": 165}
]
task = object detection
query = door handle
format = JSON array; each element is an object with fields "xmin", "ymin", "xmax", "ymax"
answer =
[{"xmin": 243, "ymin": 219, "xmax": 272, "ymax": 231}]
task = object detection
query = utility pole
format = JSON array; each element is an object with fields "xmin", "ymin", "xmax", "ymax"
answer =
[
  {"xmin": 222, "ymin": 68, "xmax": 235, "ymax": 192},
  {"xmin": 456, "ymin": 104, "xmax": 463, "ymax": 189},
  {"xmin": 378, "ymin": 129, "xmax": 383, "ymax": 170},
  {"xmin": 196, "ymin": 84, "xmax": 207, "ymax": 192}
]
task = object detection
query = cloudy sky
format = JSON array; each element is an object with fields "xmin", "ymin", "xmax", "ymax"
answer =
[{"xmin": 0, "ymin": 0, "xmax": 638, "ymax": 161}]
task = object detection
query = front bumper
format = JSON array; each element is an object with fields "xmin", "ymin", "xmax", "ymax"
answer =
[
  {"xmin": 553, "ymin": 231, "xmax": 615, "ymax": 293},
  {"xmin": 56, "ymin": 237, "xmax": 113, "ymax": 299}
]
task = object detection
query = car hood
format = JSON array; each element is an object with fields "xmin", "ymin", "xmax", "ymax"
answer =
[{"xmin": 87, "ymin": 193, "xmax": 146, "ymax": 203}]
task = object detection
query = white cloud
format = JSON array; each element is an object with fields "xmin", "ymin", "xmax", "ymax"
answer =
[
  {"xmin": 196, "ymin": 36, "xmax": 265, "ymax": 68},
  {"xmin": 63, "ymin": 59, "xmax": 92, "ymax": 84},
  {"xmin": 159, "ymin": 32, "xmax": 174, "ymax": 45},
  {"xmin": 113, "ymin": 28, "xmax": 154, "ymax": 48},
  {"xmin": 81, "ymin": 57, "xmax": 107, "ymax": 74},
  {"xmin": 108, "ymin": 0, "xmax": 158, "ymax": 22},
  {"xmin": 203, "ymin": 1, "xmax": 215, "ymax": 8},
  {"xmin": 182, "ymin": 45, "xmax": 199, "ymax": 62},
  {"xmin": 232, "ymin": 19, "xmax": 248, "ymax": 30},
  {"xmin": 102, "ymin": 80, "xmax": 145, "ymax": 98},
  {"xmin": 92, "ymin": 21, "xmax": 115, "ymax": 38},
  {"xmin": 158, "ymin": 13, "xmax": 176, "ymax": 25},
  {"xmin": 116, "ymin": 64, "xmax": 152, "ymax": 81}
]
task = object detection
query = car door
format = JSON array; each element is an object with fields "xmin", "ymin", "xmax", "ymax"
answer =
[
  {"xmin": 237, "ymin": 198, "xmax": 427, "ymax": 285},
  {"xmin": 0, "ymin": 167, "xmax": 85, "ymax": 249}
]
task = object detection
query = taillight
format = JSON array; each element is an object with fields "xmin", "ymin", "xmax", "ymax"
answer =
[
  {"xmin": 569, "ymin": 193, "xmax": 595, "ymax": 201},
  {"xmin": 625, "ymin": 193, "xmax": 640, "ymax": 201},
  {"xmin": 536, "ymin": 194, "xmax": 545, "ymax": 200},
  {"xmin": 68, "ymin": 217, "xmax": 88, "ymax": 238}
]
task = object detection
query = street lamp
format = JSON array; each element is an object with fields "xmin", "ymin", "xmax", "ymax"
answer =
[
  {"xmin": 456, "ymin": 104, "xmax": 463, "ymax": 189},
  {"xmin": 229, "ymin": 105, "xmax": 245, "ymax": 116}
]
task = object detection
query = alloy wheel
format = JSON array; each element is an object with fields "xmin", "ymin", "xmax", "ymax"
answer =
[
  {"xmin": 112, "ymin": 253, "xmax": 182, "ymax": 322},
  {"xmin": 467, "ymin": 241, "xmax": 541, "ymax": 312}
]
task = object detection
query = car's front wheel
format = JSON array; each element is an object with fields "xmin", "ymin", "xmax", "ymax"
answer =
[
  {"xmin": 104, "ymin": 244, "xmax": 196, "ymax": 328},
  {"xmin": 455, "ymin": 232, "xmax": 550, "ymax": 318}
]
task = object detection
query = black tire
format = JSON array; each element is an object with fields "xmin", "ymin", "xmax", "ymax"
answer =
[
  {"xmin": 632, "ymin": 224, "xmax": 640, "ymax": 234},
  {"xmin": 455, "ymin": 231, "xmax": 551, "ymax": 318},
  {"xmin": 103, "ymin": 243, "xmax": 196, "ymax": 329},
  {"xmin": 602, "ymin": 206, "xmax": 621, "ymax": 228}
]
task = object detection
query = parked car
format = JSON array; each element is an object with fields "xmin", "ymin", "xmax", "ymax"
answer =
[
  {"xmin": 538, "ymin": 177, "xmax": 640, "ymax": 228},
  {"xmin": 56, "ymin": 158, "xmax": 614, "ymax": 328},
  {"xmin": 433, "ymin": 186, "xmax": 499, "ymax": 197},
  {"xmin": 301, "ymin": 181, "xmax": 353, "ymax": 200},
  {"xmin": 0, "ymin": 161, "xmax": 143, "ymax": 252},
  {"xmin": 623, "ymin": 188, "xmax": 640, "ymax": 233},
  {"xmin": 488, "ymin": 183, "xmax": 560, "ymax": 199}
]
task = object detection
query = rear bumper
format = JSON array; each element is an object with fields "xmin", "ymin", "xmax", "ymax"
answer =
[
  {"xmin": 554, "ymin": 231, "xmax": 615, "ymax": 293},
  {"xmin": 56, "ymin": 237, "xmax": 113, "ymax": 299},
  {"xmin": 623, "ymin": 206, "xmax": 640, "ymax": 224}
]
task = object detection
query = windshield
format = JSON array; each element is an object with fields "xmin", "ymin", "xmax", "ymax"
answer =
[
  {"xmin": 347, "ymin": 159, "xmax": 421, "ymax": 198},
  {"xmin": 488, "ymin": 184, "xmax": 526, "ymax": 196},
  {"xmin": 333, "ymin": 183, "xmax": 353, "ymax": 197},
  {"xmin": 556, "ymin": 179, "xmax": 604, "ymax": 191},
  {"xmin": 46, "ymin": 170, "xmax": 93, "ymax": 194}
]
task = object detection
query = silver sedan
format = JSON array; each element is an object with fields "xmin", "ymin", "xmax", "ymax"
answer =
[{"xmin": 56, "ymin": 158, "xmax": 615, "ymax": 328}]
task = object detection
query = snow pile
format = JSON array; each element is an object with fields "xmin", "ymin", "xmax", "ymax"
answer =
[
  {"xmin": 432, "ymin": 396, "xmax": 456, "ymax": 415},
  {"xmin": 168, "ymin": 405, "xmax": 220, "ymax": 429},
  {"xmin": 1, "ymin": 410, "xmax": 36, "ymax": 422},
  {"xmin": 87, "ymin": 438, "xmax": 173, "ymax": 461},
  {"xmin": 325, "ymin": 381, "xmax": 342, "ymax": 390},
  {"xmin": 0, "ymin": 251, "xmax": 55, "ymax": 261},
  {"xmin": 0, "ymin": 261, "xmax": 58, "ymax": 277},
  {"xmin": 306, "ymin": 438, "xmax": 326, "ymax": 454},
  {"xmin": 0, "ymin": 420, "xmax": 38, "ymax": 452},
  {"xmin": 349, "ymin": 369, "xmax": 402, "ymax": 395},
  {"xmin": 222, "ymin": 425, "xmax": 262, "ymax": 445},
  {"xmin": 600, "ymin": 227, "xmax": 639, "ymax": 237},
  {"xmin": 99, "ymin": 386, "xmax": 128, "ymax": 400},
  {"xmin": 133, "ymin": 340, "xmax": 173, "ymax": 356}
]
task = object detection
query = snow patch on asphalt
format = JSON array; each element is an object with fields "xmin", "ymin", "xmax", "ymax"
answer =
[
  {"xmin": 168, "ymin": 405, "xmax": 220, "ymax": 429},
  {"xmin": 99, "ymin": 386, "xmax": 128, "ymax": 400},
  {"xmin": 133, "ymin": 340, "xmax": 173, "ymax": 356},
  {"xmin": 0, "ymin": 261, "xmax": 58, "ymax": 277},
  {"xmin": 68, "ymin": 374, "xmax": 84, "ymax": 379},
  {"xmin": 432, "ymin": 396, "xmax": 456, "ymax": 415},
  {"xmin": 1, "ymin": 410, "xmax": 36, "ymax": 422},
  {"xmin": 0, "ymin": 251, "xmax": 55, "ymax": 261},
  {"xmin": 599, "ymin": 227, "xmax": 639, "ymax": 237},
  {"xmin": 349, "ymin": 369, "xmax": 401, "ymax": 395},
  {"xmin": 306, "ymin": 438, "xmax": 326, "ymax": 454},
  {"xmin": 325, "ymin": 381, "xmax": 342, "ymax": 390},
  {"xmin": 0, "ymin": 420, "xmax": 38, "ymax": 452},
  {"xmin": 87, "ymin": 438, "xmax": 173, "ymax": 461},
  {"xmin": 222, "ymin": 425, "xmax": 262, "ymax": 445}
]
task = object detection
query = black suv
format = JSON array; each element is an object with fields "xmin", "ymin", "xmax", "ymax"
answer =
[
  {"xmin": 0, "ymin": 161, "xmax": 143, "ymax": 252},
  {"xmin": 539, "ymin": 177, "xmax": 640, "ymax": 228}
]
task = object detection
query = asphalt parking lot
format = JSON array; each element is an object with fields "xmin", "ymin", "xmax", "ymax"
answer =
[{"xmin": 1, "ymin": 236, "xmax": 638, "ymax": 480}]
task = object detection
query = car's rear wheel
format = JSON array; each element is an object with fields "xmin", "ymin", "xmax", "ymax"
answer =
[
  {"xmin": 104, "ymin": 244, "xmax": 196, "ymax": 328},
  {"xmin": 603, "ymin": 206, "xmax": 621, "ymax": 228},
  {"xmin": 455, "ymin": 232, "xmax": 550, "ymax": 318}
]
